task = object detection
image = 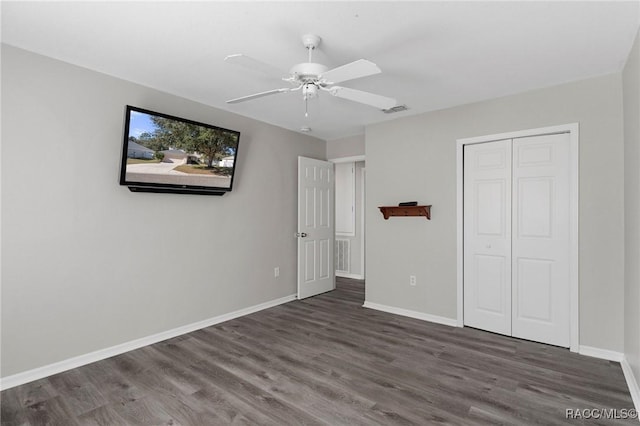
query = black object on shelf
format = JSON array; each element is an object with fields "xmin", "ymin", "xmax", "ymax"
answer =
[{"xmin": 398, "ymin": 201, "xmax": 418, "ymax": 206}]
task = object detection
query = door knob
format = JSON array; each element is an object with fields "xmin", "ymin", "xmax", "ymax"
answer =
[{"xmin": 295, "ymin": 232, "xmax": 308, "ymax": 238}]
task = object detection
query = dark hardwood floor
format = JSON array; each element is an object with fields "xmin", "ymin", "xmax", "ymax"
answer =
[{"xmin": 1, "ymin": 278, "xmax": 636, "ymax": 425}]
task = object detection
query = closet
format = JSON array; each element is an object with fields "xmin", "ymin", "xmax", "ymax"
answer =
[{"xmin": 463, "ymin": 133, "xmax": 571, "ymax": 347}]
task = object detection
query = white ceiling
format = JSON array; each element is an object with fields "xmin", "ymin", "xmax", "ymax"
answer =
[{"xmin": 2, "ymin": 1, "xmax": 639, "ymax": 140}]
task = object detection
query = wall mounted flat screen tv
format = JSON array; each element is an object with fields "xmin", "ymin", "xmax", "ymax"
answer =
[{"xmin": 120, "ymin": 106, "xmax": 240, "ymax": 195}]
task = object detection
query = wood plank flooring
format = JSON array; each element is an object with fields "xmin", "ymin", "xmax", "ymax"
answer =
[{"xmin": 1, "ymin": 278, "xmax": 636, "ymax": 425}]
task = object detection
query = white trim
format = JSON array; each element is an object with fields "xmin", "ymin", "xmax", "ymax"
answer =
[
  {"xmin": 566, "ymin": 123, "xmax": 580, "ymax": 352},
  {"xmin": 568, "ymin": 124, "xmax": 580, "ymax": 352},
  {"xmin": 579, "ymin": 351, "xmax": 640, "ymax": 411},
  {"xmin": 456, "ymin": 123, "xmax": 580, "ymax": 352},
  {"xmin": 0, "ymin": 294, "xmax": 296, "ymax": 391},
  {"xmin": 363, "ymin": 301, "xmax": 458, "ymax": 328},
  {"xmin": 457, "ymin": 124, "xmax": 578, "ymax": 145},
  {"xmin": 621, "ymin": 356, "xmax": 640, "ymax": 411},
  {"xmin": 329, "ymin": 155, "xmax": 365, "ymax": 164},
  {"xmin": 360, "ymin": 167, "xmax": 366, "ymax": 280},
  {"xmin": 578, "ymin": 345, "xmax": 624, "ymax": 362},
  {"xmin": 337, "ymin": 272, "xmax": 364, "ymax": 280},
  {"xmin": 456, "ymin": 141, "xmax": 464, "ymax": 327}
]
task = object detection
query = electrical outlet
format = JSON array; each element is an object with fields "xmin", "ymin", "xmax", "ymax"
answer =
[
  {"xmin": 274, "ymin": 267, "xmax": 280, "ymax": 278},
  {"xmin": 409, "ymin": 275, "xmax": 417, "ymax": 286}
]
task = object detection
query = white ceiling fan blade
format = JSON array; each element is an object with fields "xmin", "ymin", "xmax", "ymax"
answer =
[
  {"xmin": 320, "ymin": 59, "xmax": 381, "ymax": 84},
  {"xmin": 328, "ymin": 86, "xmax": 396, "ymax": 110},
  {"xmin": 224, "ymin": 54, "xmax": 285, "ymax": 79},
  {"xmin": 227, "ymin": 88, "xmax": 290, "ymax": 104}
]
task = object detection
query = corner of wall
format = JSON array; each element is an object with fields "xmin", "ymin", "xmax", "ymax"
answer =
[{"xmin": 623, "ymin": 26, "xmax": 640, "ymax": 407}]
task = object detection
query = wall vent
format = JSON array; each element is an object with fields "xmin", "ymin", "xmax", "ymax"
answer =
[
  {"xmin": 335, "ymin": 239, "xmax": 351, "ymax": 273},
  {"xmin": 382, "ymin": 105, "xmax": 409, "ymax": 114}
]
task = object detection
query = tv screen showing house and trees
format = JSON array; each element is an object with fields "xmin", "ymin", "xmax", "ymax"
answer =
[{"xmin": 120, "ymin": 106, "xmax": 240, "ymax": 191}]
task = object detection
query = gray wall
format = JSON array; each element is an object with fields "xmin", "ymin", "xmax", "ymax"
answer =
[
  {"xmin": 327, "ymin": 134, "xmax": 365, "ymax": 159},
  {"xmin": 366, "ymin": 74, "xmax": 625, "ymax": 352},
  {"xmin": 1, "ymin": 45, "xmax": 325, "ymax": 377},
  {"xmin": 624, "ymin": 29, "xmax": 640, "ymax": 389}
]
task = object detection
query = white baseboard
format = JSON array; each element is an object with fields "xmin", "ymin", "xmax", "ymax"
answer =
[
  {"xmin": 362, "ymin": 300, "xmax": 458, "ymax": 328},
  {"xmin": 336, "ymin": 272, "xmax": 364, "ymax": 280},
  {"xmin": 577, "ymin": 346, "xmax": 640, "ymax": 412},
  {"xmin": 578, "ymin": 345, "xmax": 624, "ymax": 362},
  {"xmin": 0, "ymin": 293, "xmax": 296, "ymax": 391},
  {"xmin": 621, "ymin": 356, "xmax": 640, "ymax": 411}
]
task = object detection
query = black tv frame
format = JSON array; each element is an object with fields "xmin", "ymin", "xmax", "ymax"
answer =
[{"xmin": 119, "ymin": 105, "xmax": 240, "ymax": 196}]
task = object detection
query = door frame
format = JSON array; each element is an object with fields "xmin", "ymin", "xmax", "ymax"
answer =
[
  {"xmin": 361, "ymin": 166, "xmax": 366, "ymax": 280},
  {"xmin": 456, "ymin": 123, "xmax": 579, "ymax": 352}
]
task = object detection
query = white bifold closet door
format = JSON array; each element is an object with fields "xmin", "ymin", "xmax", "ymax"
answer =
[{"xmin": 464, "ymin": 133, "xmax": 571, "ymax": 347}]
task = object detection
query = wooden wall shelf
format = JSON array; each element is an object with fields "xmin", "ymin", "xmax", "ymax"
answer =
[{"xmin": 379, "ymin": 205, "xmax": 431, "ymax": 220}]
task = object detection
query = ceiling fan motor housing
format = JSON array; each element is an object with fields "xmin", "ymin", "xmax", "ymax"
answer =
[
  {"xmin": 288, "ymin": 34, "xmax": 327, "ymax": 84},
  {"xmin": 289, "ymin": 62, "xmax": 328, "ymax": 83}
]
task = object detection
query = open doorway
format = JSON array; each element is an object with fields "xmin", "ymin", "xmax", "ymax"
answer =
[{"xmin": 333, "ymin": 158, "xmax": 365, "ymax": 280}]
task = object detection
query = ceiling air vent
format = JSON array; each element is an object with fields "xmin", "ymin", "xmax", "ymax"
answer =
[{"xmin": 382, "ymin": 105, "xmax": 409, "ymax": 114}]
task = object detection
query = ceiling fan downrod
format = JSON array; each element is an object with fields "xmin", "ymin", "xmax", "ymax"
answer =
[{"xmin": 301, "ymin": 34, "xmax": 321, "ymax": 63}]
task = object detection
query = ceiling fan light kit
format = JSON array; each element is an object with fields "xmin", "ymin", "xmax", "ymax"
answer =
[{"xmin": 225, "ymin": 33, "xmax": 397, "ymax": 117}]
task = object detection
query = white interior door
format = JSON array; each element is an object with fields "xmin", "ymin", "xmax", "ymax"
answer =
[
  {"xmin": 512, "ymin": 133, "xmax": 570, "ymax": 347},
  {"xmin": 463, "ymin": 140, "xmax": 513, "ymax": 335},
  {"xmin": 297, "ymin": 157, "xmax": 335, "ymax": 299}
]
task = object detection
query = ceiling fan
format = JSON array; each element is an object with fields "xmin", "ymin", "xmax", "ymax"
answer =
[{"xmin": 224, "ymin": 34, "xmax": 397, "ymax": 116}]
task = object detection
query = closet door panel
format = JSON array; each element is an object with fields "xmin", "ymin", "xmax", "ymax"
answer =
[
  {"xmin": 511, "ymin": 133, "xmax": 571, "ymax": 347},
  {"xmin": 463, "ymin": 140, "xmax": 512, "ymax": 335}
]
